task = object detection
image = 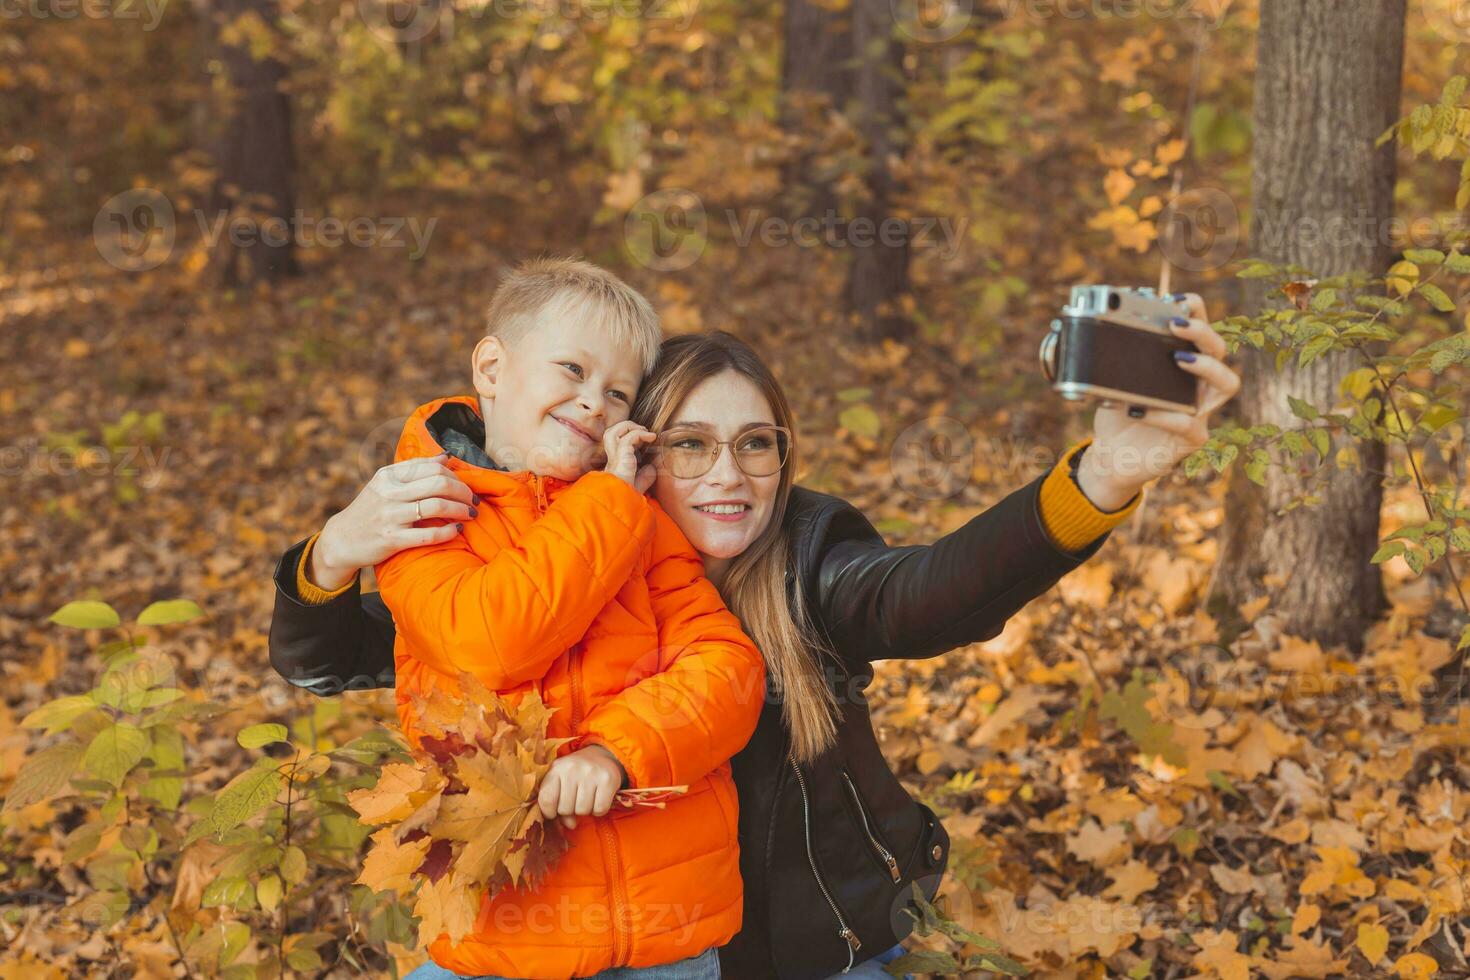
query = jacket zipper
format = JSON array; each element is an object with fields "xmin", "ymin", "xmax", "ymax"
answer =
[
  {"xmin": 532, "ymin": 472, "xmax": 548, "ymax": 512},
  {"xmin": 789, "ymin": 754, "xmax": 861, "ymax": 972},
  {"xmin": 568, "ymin": 640, "xmax": 631, "ymax": 966},
  {"xmin": 839, "ymin": 770, "xmax": 901, "ymax": 883}
]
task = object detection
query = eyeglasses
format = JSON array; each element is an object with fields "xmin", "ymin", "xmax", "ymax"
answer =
[{"xmin": 651, "ymin": 425, "xmax": 791, "ymax": 479}]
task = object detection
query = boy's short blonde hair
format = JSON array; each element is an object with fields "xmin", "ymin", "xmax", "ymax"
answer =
[{"xmin": 486, "ymin": 257, "xmax": 662, "ymax": 375}]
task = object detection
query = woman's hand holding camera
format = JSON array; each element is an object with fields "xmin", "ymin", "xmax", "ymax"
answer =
[{"xmin": 1078, "ymin": 293, "xmax": 1241, "ymax": 509}]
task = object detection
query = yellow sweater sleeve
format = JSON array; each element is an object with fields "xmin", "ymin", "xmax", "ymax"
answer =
[
  {"xmin": 1038, "ymin": 438, "xmax": 1143, "ymax": 552},
  {"xmin": 296, "ymin": 532, "xmax": 357, "ymax": 604}
]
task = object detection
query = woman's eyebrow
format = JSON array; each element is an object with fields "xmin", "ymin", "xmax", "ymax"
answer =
[{"xmin": 666, "ymin": 421, "xmax": 776, "ymax": 432}]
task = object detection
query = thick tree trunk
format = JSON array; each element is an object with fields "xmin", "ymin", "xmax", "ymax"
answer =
[
  {"xmin": 847, "ymin": 0, "xmax": 910, "ymax": 342},
  {"xmin": 781, "ymin": 0, "xmax": 911, "ymax": 342},
  {"xmin": 1209, "ymin": 0, "xmax": 1405, "ymax": 654},
  {"xmin": 209, "ymin": 0, "xmax": 297, "ymax": 285}
]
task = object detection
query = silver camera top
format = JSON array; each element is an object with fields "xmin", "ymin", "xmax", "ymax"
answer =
[{"xmin": 1062, "ymin": 286, "xmax": 1190, "ymax": 335}]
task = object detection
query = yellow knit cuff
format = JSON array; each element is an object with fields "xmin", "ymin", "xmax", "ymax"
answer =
[
  {"xmin": 296, "ymin": 532, "xmax": 356, "ymax": 605},
  {"xmin": 1039, "ymin": 439, "xmax": 1143, "ymax": 552}
]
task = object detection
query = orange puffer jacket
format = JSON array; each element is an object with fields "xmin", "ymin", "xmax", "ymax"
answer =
[{"xmin": 375, "ymin": 397, "xmax": 766, "ymax": 979}]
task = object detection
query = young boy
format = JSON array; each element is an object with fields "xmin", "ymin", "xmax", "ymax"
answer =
[{"xmin": 374, "ymin": 258, "xmax": 764, "ymax": 979}]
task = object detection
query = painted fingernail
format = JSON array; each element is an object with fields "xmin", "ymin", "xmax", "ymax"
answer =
[
  {"xmin": 472, "ymin": 494, "xmax": 481, "ymax": 505},
  {"xmin": 1128, "ymin": 405, "xmax": 1147, "ymax": 418},
  {"xmin": 455, "ymin": 523, "xmax": 464, "ymax": 533},
  {"xmin": 1170, "ymin": 316, "xmax": 1189, "ymax": 327},
  {"xmin": 1174, "ymin": 350, "xmax": 1197, "ymax": 363},
  {"xmin": 468, "ymin": 507, "xmax": 479, "ymax": 518}
]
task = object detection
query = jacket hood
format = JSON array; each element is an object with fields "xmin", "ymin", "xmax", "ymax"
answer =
[{"xmin": 395, "ymin": 395, "xmax": 577, "ymax": 500}]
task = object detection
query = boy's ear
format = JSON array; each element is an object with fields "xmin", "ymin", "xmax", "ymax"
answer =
[{"xmin": 471, "ymin": 335, "xmax": 505, "ymax": 400}]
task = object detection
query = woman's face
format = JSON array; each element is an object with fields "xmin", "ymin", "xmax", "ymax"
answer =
[{"xmin": 651, "ymin": 369, "xmax": 783, "ymax": 565}]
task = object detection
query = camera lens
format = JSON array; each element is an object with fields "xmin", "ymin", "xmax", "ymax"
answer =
[{"xmin": 1107, "ymin": 291, "xmax": 1121, "ymax": 311}]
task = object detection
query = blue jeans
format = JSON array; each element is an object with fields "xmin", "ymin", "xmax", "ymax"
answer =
[
  {"xmin": 822, "ymin": 942, "xmax": 910, "ymax": 980},
  {"xmin": 403, "ymin": 946, "xmax": 720, "ymax": 980}
]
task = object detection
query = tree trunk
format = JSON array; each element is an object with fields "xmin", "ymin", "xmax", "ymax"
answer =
[
  {"xmin": 781, "ymin": 0, "xmax": 911, "ymax": 342},
  {"xmin": 1209, "ymin": 0, "xmax": 1405, "ymax": 654},
  {"xmin": 209, "ymin": 0, "xmax": 297, "ymax": 285}
]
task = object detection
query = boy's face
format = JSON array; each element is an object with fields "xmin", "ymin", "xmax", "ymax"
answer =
[{"xmin": 473, "ymin": 305, "xmax": 645, "ymax": 480}]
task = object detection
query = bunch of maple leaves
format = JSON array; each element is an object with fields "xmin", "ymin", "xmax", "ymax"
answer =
[{"xmin": 347, "ymin": 673, "xmax": 682, "ymax": 946}]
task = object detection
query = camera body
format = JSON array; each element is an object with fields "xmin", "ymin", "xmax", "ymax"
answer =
[{"xmin": 1038, "ymin": 286, "xmax": 1200, "ymax": 415}]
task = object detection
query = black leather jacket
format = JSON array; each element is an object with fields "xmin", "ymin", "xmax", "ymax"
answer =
[{"xmin": 268, "ymin": 473, "xmax": 1113, "ymax": 980}]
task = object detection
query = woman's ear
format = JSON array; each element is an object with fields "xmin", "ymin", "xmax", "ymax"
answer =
[{"xmin": 471, "ymin": 336, "xmax": 505, "ymax": 400}]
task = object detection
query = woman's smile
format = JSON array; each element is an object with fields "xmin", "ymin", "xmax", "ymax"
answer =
[{"xmin": 692, "ymin": 500, "xmax": 752, "ymax": 522}]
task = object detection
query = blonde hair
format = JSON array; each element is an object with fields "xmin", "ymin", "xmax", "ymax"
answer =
[
  {"xmin": 486, "ymin": 256, "xmax": 662, "ymax": 375},
  {"xmin": 633, "ymin": 332, "xmax": 841, "ymax": 763}
]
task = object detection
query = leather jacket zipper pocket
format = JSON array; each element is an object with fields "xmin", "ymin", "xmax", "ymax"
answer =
[
  {"xmin": 790, "ymin": 755, "xmax": 861, "ymax": 972},
  {"xmin": 839, "ymin": 769, "xmax": 901, "ymax": 883}
]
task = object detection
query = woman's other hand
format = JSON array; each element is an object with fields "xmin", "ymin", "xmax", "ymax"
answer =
[{"xmin": 309, "ymin": 454, "xmax": 476, "ymax": 590}]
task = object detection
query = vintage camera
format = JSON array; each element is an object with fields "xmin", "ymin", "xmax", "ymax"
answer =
[{"xmin": 1038, "ymin": 286, "xmax": 1201, "ymax": 415}]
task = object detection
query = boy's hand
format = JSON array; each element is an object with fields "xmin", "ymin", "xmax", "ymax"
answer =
[
  {"xmin": 601, "ymin": 420, "xmax": 657, "ymax": 492},
  {"xmin": 537, "ymin": 744, "xmax": 629, "ymax": 830}
]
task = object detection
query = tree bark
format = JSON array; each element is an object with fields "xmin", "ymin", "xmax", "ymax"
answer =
[
  {"xmin": 1209, "ymin": 0, "xmax": 1405, "ymax": 654},
  {"xmin": 781, "ymin": 0, "xmax": 911, "ymax": 342},
  {"xmin": 209, "ymin": 0, "xmax": 297, "ymax": 285}
]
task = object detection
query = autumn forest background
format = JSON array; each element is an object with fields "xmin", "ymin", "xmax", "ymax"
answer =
[{"xmin": 6, "ymin": 0, "xmax": 1470, "ymax": 976}]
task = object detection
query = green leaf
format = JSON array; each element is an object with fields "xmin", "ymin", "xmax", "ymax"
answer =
[
  {"xmin": 1417, "ymin": 283, "xmax": 1456, "ymax": 312},
  {"xmin": 140, "ymin": 726, "xmax": 186, "ymax": 810},
  {"xmin": 136, "ymin": 599, "xmax": 205, "ymax": 626},
  {"xmin": 1404, "ymin": 248, "xmax": 1446, "ymax": 266},
  {"xmin": 83, "ymin": 722, "xmax": 150, "ymax": 787},
  {"xmin": 49, "ymin": 600, "xmax": 121, "ymax": 630},
  {"xmin": 1405, "ymin": 547, "xmax": 1426, "ymax": 576},
  {"xmin": 2, "ymin": 741, "xmax": 84, "ymax": 811},
  {"xmin": 285, "ymin": 947, "xmax": 323, "ymax": 971},
  {"xmin": 1444, "ymin": 251, "xmax": 1470, "ymax": 274},
  {"xmin": 835, "ymin": 387, "xmax": 872, "ymax": 403},
  {"xmin": 1442, "ymin": 75, "xmax": 1467, "ymax": 105},
  {"xmin": 217, "ymin": 922, "xmax": 249, "ymax": 969},
  {"xmin": 20, "ymin": 694, "xmax": 97, "ymax": 735},
  {"xmin": 839, "ymin": 405, "xmax": 881, "ymax": 439},
  {"xmin": 1308, "ymin": 428, "xmax": 1330, "ymax": 460},
  {"xmin": 237, "ymin": 723, "xmax": 289, "ymax": 749},
  {"xmin": 1207, "ymin": 769, "xmax": 1241, "ymax": 797},
  {"xmin": 1287, "ymin": 396, "xmax": 1318, "ymax": 421},
  {"xmin": 1371, "ymin": 541, "xmax": 1406, "ymax": 564},
  {"xmin": 280, "ymin": 844, "xmax": 308, "ymax": 885},
  {"xmin": 1298, "ymin": 335, "xmax": 1334, "ymax": 367},
  {"xmin": 1457, "ymin": 623, "xmax": 1470, "ymax": 652},
  {"xmin": 204, "ymin": 766, "xmax": 282, "ymax": 838}
]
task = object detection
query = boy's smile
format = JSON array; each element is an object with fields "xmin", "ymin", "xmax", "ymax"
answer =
[{"xmin": 472, "ymin": 302, "xmax": 645, "ymax": 481}]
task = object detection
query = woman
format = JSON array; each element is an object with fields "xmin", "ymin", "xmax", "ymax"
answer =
[{"xmin": 269, "ymin": 307, "xmax": 1238, "ymax": 979}]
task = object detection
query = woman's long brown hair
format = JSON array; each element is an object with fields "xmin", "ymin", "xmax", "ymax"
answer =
[{"xmin": 633, "ymin": 331, "xmax": 839, "ymax": 762}]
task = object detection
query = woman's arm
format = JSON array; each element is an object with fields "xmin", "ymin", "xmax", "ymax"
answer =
[
  {"xmin": 269, "ymin": 534, "xmax": 398, "ymax": 694},
  {"xmin": 810, "ymin": 442, "xmax": 1138, "ymax": 666},
  {"xmin": 267, "ymin": 454, "xmax": 476, "ymax": 695},
  {"xmin": 813, "ymin": 293, "xmax": 1240, "ymax": 666}
]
